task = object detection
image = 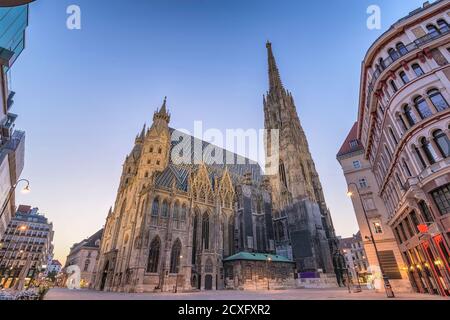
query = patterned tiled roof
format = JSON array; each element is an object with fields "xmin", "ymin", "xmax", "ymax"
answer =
[{"xmin": 153, "ymin": 129, "xmax": 263, "ymax": 190}]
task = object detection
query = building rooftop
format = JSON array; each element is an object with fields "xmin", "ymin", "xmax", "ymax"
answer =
[
  {"xmin": 223, "ymin": 252, "xmax": 294, "ymax": 263},
  {"xmin": 336, "ymin": 122, "xmax": 364, "ymax": 158}
]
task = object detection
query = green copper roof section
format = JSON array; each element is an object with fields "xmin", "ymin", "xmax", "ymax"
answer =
[{"xmin": 223, "ymin": 252, "xmax": 294, "ymax": 263}]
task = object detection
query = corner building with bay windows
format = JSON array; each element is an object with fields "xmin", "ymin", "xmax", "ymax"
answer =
[{"xmin": 342, "ymin": 0, "xmax": 450, "ymax": 296}]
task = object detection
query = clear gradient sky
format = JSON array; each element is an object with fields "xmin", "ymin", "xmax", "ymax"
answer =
[{"xmin": 11, "ymin": 0, "xmax": 429, "ymax": 263}]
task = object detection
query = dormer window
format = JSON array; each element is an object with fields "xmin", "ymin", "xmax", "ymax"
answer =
[
  {"xmin": 349, "ymin": 139, "xmax": 359, "ymax": 149},
  {"xmin": 156, "ymin": 160, "xmax": 160, "ymax": 165},
  {"xmin": 158, "ymin": 148, "xmax": 162, "ymax": 154},
  {"xmin": 149, "ymin": 147, "xmax": 154, "ymax": 153}
]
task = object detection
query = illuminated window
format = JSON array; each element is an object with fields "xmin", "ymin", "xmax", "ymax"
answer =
[{"xmin": 373, "ymin": 221, "xmax": 383, "ymax": 234}]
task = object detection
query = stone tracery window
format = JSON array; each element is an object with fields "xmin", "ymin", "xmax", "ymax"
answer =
[
  {"xmin": 161, "ymin": 200, "xmax": 169, "ymax": 218},
  {"xmin": 147, "ymin": 236, "xmax": 160, "ymax": 273},
  {"xmin": 151, "ymin": 198, "xmax": 159, "ymax": 217},
  {"xmin": 170, "ymin": 239, "xmax": 182, "ymax": 273}
]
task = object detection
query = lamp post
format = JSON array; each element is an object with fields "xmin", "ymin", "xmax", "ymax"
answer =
[
  {"xmin": 0, "ymin": 179, "xmax": 30, "ymax": 222},
  {"xmin": 347, "ymin": 182, "xmax": 395, "ymax": 298},
  {"xmin": 266, "ymin": 256, "xmax": 272, "ymax": 290}
]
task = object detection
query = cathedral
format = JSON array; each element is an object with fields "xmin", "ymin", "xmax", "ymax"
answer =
[{"xmin": 93, "ymin": 43, "xmax": 339, "ymax": 292}]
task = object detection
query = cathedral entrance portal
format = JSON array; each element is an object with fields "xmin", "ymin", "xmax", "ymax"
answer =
[
  {"xmin": 100, "ymin": 261, "xmax": 109, "ymax": 291},
  {"xmin": 205, "ymin": 275, "xmax": 213, "ymax": 290}
]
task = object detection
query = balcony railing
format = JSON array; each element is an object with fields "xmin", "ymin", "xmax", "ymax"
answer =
[{"xmin": 366, "ymin": 27, "xmax": 450, "ymax": 109}]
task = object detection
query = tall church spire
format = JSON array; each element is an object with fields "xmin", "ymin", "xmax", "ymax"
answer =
[{"xmin": 266, "ymin": 41, "xmax": 283, "ymax": 92}]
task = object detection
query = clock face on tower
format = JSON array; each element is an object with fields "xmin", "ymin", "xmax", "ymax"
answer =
[{"xmin": 0, "ymin": 0, "xmax": 34, "ymax": 7}]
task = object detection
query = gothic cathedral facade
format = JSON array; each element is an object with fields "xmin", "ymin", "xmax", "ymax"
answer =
[{"xmin": 94, "ymin": 43, "xmax": 339, "ymax": 292}]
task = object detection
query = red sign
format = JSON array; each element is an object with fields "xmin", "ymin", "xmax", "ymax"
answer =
[{"xmin": 417, "ymin": 224, "xmax": 429, "ymax": 233}]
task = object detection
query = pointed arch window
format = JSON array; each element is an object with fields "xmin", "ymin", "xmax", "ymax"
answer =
[
  {"xmin": 151, "ymin": 198, "xmax": 159, "ymax": 217},
  {"xmin": 173, "ymin": 202, "xmax": 180, "ymax": 221},
  {"xmin": 161, "ymin": 200, "xmax": 169, "ymax": 218},
  {"xmin": 279, "ymin": 162, "xmax": 288, "ymax": 188},
  {"xmin": 169, "ymin": 239, "xmax": 182, "ymax": 273},
  {"xmin": 414, "ymin": 96, "xmax": 433, "ymax": 119},
  {"xmin": 192, "ymin": 211, "xmax": 199, "ymax": 264},
  {"xmin": 147, "ymin": 237, "xmax": 160, "ymax": 273},
  {"xmin": 180, "ymin": 204, "xmax": 187, "ymax": 221},
  {"xmin": 433, "ymin": 130, "xmax": 450, "ymax": 158},
  {"xmin": 403, "ymin": 105, "xmax": 417, "ymax": 126},
  {"xmin": 428, "ymin": 89, "xmax": 449, "ymax": 112},
  {"xmin": 202, "ymin": 212, "xmax": 210, "ymax": 250},
  {"xmin": 421, "ymin": 137, "xmax": 437, "ymax": 164}
]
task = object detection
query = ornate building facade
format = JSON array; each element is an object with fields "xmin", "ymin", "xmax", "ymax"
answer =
[
  {"xmin": 340, "ymin": 0, "xmax": 450, "ymax": 296},
  {"xmin": 94, "ymin": 43, "xmax": 338, "ymax": 292}
]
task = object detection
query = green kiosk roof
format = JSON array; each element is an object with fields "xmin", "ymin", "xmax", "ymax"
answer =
[{"xmin": 223, "ymin": 252, "xmax": 294, "ymax": 263}]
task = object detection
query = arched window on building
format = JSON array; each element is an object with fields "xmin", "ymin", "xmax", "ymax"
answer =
[
  {"xmin": 437, "ymin": 19, "xmax": 449, "ymax": 32},
  {"xmin": 426, "ymin": 24, "xmax": 440, "ymax": 36},
  {"xmin": 396, "ymin": 42, "xmax": 408, "ymax": 56},
  {"xmin": 428, "ymin": 89, "xmax": 449, "ymax": 112},
  {"xmin": 147, "ymin": 237, "xmax": 160, "ymax": 273},
  {"xmin": 403, "ymin": 104, "xmax": 417, "ymax": 126},
  {"xmin": 202, "ymin": 212, "xmax": 210, "ymax": 250},
  {"xmin": 388, "ymin": 48, "xmax": 399, "ymax": 61},
  {"xmin": 414, "ymin": 96, "xmax": 433, "ymax": 119},
  {"xmin": 169, "ymin": 239, "xmax": 182, "ymax": 273},
  {"xmin": 161, "ymin": 200, "xmax": 169, "ymax": 218},
  {"xmin": 420, "ymin": 137, "xmax": 437, "ymax": 164},
  {"xmin": 412, "ymin": 63, "xmax": 424, "ymax": 77},
  {"xmin": 151, "ymin": 198, "xmax": 159, "ymax": 217},
  {"xmin": 413, "ymin": 145, "xmax": 427, "ymax": 170},
  {"xmin": 399, "ymin": 71, "xmax": 409, "ymax": 85},
  {"xmin": 390, "ymin": 80, "xmax": 398, "ymax": 93},
  {"xmin": 433, "ymin": 130, "xmax": 450, "ymax": 158}
]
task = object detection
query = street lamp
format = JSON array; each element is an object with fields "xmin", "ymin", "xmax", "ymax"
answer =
[
  {"xmin": 266, "ymin": 256, "xmax": 272, "ymax": 290},
  {"xmin": 0, "ymin": 179, "xmax": 31, "ymax": 221},
  {"xmin": 347, "ymin": 183, "xmax": 395, "ymax": 298}
]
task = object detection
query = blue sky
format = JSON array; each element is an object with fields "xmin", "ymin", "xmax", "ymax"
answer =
[{"xmin": 11, "ymin": 0, "xmax": 429, "ymax": 262}]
